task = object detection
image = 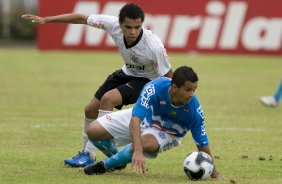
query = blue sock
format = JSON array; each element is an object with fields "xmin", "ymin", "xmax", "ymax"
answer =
[
  {"xmin": 104, "ymin": 144, "xmax": 133, "ymax": 170},
  {"xmin": 92, "ymin": 140, "xmax": 119, "ymax": 157},
  {"xmin": 273, "ymin": 81, "xmax": 282, "ymax": 103}
]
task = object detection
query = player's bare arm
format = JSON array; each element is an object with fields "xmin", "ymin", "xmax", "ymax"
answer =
[
  {"xmin": 129, "ymin": 116, "xmax": 146, "ymax": 174},
  {"xmin": 21, "ymin": 13, "xmax": 88, "ymax": 25},
  {"xmin": 197, "ymin": 146, "xmax": 220, "ymax": 179}
]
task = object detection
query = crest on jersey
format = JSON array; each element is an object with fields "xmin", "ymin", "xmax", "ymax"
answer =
[
  {"xmin": 130, "ymin": 53, "xmax": 139, "ymax": 64},
  {"xmin": 169, "ymin": 110, "xmax": 177, "ymax": 117}
]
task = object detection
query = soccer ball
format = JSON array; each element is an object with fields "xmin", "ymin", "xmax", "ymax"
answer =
[{"xmin": 183, "ymin": 151, "xmax": 214, "ymax": 180}]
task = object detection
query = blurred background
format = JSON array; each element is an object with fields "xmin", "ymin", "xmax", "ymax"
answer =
[
  {"xmin": 1, "ymin": 0, "xmax": 281, "ymax": 55},
  {"xmin": 0, "ymin": 0, "xmax": 37, "ymax": 46}
]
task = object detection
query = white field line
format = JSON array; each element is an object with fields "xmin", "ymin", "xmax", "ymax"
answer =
[{"xmin": 210, "ymin": 127, "xmax": 262, "ymax": 132}]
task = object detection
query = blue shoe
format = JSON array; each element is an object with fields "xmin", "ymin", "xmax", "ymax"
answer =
[{"xmin": 64, "ymin": 151, "xmax": 95, "ymax": 167}]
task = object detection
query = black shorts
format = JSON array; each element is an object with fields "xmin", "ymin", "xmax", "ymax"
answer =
[{"xmin": 95, "ymin": 69, "xmax": 150, "ymax": 110}]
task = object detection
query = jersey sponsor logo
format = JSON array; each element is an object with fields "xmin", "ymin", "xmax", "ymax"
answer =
[
  {"xmin": 56, "ymin": 0, "xmax": 282, "ymax": 54},
  {"xmin": 197, "ymin": 106, "xmax": 206, "ymax": 135},
  {"xmin": 126, "ymin": 64, "xmax": 145, "ymax": 70},
  {"xmin": 201, "ymin": 122, "xmax": 207, "ymax": 136},
  {"xmin": 197, "ymin": 106, "xmax": 204, "ymax": 119},
  {"xmin": 88, "ymin": 21, "xmax": 105, "ymax": 29},
  {"xmin": 140, "ymin": 84, "xmax": 155, "ymax": 108}
]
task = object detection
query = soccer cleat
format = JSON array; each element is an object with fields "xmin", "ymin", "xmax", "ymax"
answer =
[
  {"xmin": 64, "ymin": 151, "xmax": 95, "ymax": 167},
  {"xmin": 84, "ymin": 161, "xmax": 106, "ymax": 175},
  {"xmin": 260, "ymin": 96, "xmax": 278, "ymax": 107}
]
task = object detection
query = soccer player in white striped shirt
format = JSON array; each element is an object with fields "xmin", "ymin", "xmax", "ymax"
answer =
[{"xmin": 22, "ymin": 3, "xmax": 173, "ymax": 167}]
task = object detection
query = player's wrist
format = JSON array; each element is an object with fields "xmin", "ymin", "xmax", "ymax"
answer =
[
  {"xmin": 133, "ymin": 146, "xmax": 143, "ymax": 153},
  {"xmin": 43, "ymin": 16, "xmax": 51, "ymax": 23}
]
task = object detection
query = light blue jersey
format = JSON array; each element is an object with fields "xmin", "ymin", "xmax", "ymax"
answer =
[{"xmin": 132, "ymin": 77, "xmax": 209, "ymax": 147}]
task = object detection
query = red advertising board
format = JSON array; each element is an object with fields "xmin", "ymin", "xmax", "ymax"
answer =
[{"xmin": 38, "ymin": 0, "xmax": 282, "ymax": 55}]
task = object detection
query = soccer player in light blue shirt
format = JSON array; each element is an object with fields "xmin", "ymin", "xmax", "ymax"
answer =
[
  {"xmin": 84, "ymin": 66, "xmax": 219, "ymax": 179},
  {"xmin": 133, "ymin": 76, "xmax": 208, "ymax": 145}
]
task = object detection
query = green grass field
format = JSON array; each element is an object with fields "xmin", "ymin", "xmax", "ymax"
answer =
[{"xmin": 0, "ymin": 49, "xmax": 281, "ymax": 184}]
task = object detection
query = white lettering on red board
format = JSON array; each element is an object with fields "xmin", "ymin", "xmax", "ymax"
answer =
[{"xmin": 62, "ymin": 1, "xmax": 282, "ymax": 51}]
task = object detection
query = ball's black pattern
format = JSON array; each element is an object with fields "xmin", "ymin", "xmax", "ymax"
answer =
[
  {"xmin": 195, "ymin": 152, "xmax": 213, "ymax": 165},
  {"xmin": 183, "ymin": 152, "xmax": 213, "ymax": 180},
  {"xmin": 184, "ymin": 167, "xmax": 205, "ymax": 180}
]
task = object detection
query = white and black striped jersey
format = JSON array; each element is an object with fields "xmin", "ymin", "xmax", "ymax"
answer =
[{"xmin": 87, "ymin": 15, "xmax": 171, "ymax": 80}]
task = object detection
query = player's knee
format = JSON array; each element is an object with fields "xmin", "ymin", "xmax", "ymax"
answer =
[
  {"xmin": 86, "ymin": 121, "xmax": 99, "ymax": 140},
  {"xmin": 141, "ymin": 139, "xmax": 159, "ymax": 153},
  {"xmin": 100, "ymin": 92, "xmax": 119, "ymax": 107},
  {"xmin": 84, "ymin": 104, "xmax": 99, "ymax": 118}
]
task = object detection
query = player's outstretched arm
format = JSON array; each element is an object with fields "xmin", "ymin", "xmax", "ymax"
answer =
[{"xmin": 21, "ymin": 13, "xmax": 88, "ymax": 25}]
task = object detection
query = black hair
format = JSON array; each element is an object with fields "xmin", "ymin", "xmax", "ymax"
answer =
[
  {"xmin": 118, "ymin": 3, "xmax": 145, "ymax": 23},
  {"xmin": 171, "ymin": 66, "xmax": 198, "ymax": 88}
]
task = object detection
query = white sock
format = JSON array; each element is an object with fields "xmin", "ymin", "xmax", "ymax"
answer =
[
  {"xmin": 83, "ymin": 117, "xmax": 95, "ymax": 150},
  {"xmin": 83, "ymin": 117, "xmax": 98, "ymax": 160},
  {"xmin": 83, "ymin": 110, "xmax": 113, "ymax": 160},
  {"xmin": 85, "ymin": 141, "xmax": 97, "ymax": 160}
]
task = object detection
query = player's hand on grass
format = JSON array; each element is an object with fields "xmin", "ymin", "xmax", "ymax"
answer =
[
  {"xmin": 211, "ymin": 168, "xmax": 220, "ymax": 179},
  {"xmin": 21, "ymin": 14, "xmax": 47, "ymax": 25},
  {"xmin": 131, "ymin": 151, "xmax": 146, "ymax": 174}
]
